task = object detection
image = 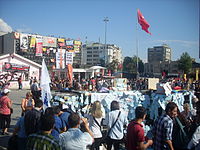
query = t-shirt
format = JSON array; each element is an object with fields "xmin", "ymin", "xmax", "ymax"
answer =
[
  {"xmin": 0, "ymin": 96, "xmax": 11, "ymax": 115},
  {"xmin": 59, "ymin": 128, "xmax": 93, "ymax": 150},
  {"xmin": 51, "ymin": 115, "xmax": 63, "ymax": 140},
  {"xmin": 126, "ymin": 121, "xmax": 145, "ymax": 150}
]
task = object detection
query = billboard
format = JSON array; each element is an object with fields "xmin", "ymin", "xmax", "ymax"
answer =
[
  {"xmin": 43, "ymin": 36, "xmax": 57, "ymax": 47},
  {"xmin": 4, "ymin": 62, "xmax": 30, "ymax": 71}
]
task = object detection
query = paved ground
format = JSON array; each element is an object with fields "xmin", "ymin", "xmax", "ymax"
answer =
[{"xmin": 0, "ymin": 89, "xmax": 29, "ymax": 150}]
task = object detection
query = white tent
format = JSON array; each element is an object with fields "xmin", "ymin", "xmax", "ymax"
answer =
[
  {"xmin": 88, "ymin": 66, "xmax": 106, "ymax": 70},
  {"xmin": 87, "ymin": 66, "xmax": 106, "ymax": 77}
]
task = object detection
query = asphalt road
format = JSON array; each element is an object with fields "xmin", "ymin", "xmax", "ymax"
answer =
[{"xmin": 0, "ymin": 89, "xmax": 29, "ymax": 150}]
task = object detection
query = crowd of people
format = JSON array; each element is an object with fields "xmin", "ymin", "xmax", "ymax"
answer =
[
  {"xmin": 0, "ymin": 75, "xmax": 200, "ymax": 150},
  {"xmin": 49, "ymin": 76, "xmax": 200, "ymax": 93},
  {"xmin": 0, "ymin": 88, "xmax": 199, "ymax": 150}
]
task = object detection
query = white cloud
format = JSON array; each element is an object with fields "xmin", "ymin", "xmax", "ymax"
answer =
[
  {"xmin": 153, "ymin": 39, "xmax": 199, "ymax": 47},
  {"xmin": 16, "ymin": 24, "xmax": 32, "ymax": 33},
  {"xmin": 0, "ymin": 18, "xmax": 12, "ymax": 33}
]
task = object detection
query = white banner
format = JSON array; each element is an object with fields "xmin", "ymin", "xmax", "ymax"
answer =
[
  {"xmin": 66, "ymin": 52, "xmax": 73, "ymax": 65},
  {"xmin": 41, "ymin": 59, "xmax": 51, "ymax": 110},
  {"xmin": 56, "ymin": 49, "xmax": 65, "ymax": 69},
  {"xmin": 36, "ymin": 36, "xmax": 43, "ymax": 56}
]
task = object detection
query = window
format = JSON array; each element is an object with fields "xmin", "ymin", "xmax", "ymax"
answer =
[
  {"xmin": 87, "ymin": 51, "xmax": 92, "ymax": 54},
  {"xmin": 93, "ymin": 47, "xmax": 98, "ymax": 49}
]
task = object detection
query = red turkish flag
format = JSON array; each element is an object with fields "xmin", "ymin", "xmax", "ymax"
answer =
[{"xmin": 137, "ymin": 9, "xmax": 151, "ymax": 35}]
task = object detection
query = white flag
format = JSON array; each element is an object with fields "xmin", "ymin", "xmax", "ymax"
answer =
[{"xmin": 40, "ymin": 59, "xmax": 51, "ymax": 110}]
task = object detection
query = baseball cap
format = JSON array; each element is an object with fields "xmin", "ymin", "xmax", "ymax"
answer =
[{"xmin": 3, "ymin": 89, "xmax": 10, "ymax": 94}]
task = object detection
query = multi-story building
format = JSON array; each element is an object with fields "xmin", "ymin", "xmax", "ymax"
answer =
[
  {"xmin": 145, "ymin": 44, "xmax": 179, "ymax": 77},
  {"xmin": 81, "ymin": 42, "xmax": 123, "ymax": 67},
  {"xmin": 148, "ymin": 44, "xmax": 171, "ymax": 62}
]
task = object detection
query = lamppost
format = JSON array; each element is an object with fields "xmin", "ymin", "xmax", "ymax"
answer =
[{"xmin": 103, "ymin": 17, "xmax": 109, "ymax": 65}]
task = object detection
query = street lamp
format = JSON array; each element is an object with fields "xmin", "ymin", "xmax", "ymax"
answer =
[{"xmin": 103, "ymin": 17, "xmax": 109, "ymax": 65}]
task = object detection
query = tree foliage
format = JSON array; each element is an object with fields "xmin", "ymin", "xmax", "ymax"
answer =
[
  {"xmin": 106, "ymin": 59, "xmax": 120, "ymax": 74},
  {"xmin": 178, "ymin": 52, "xmax": 192, "ymax": 74},
  {"xmin": 123, "ymin": 56, "xmax": 144, "ymax": 74}
]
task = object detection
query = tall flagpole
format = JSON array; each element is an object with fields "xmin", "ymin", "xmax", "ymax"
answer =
[
  {"xmin": 103, "ymin": 17, "xmax": 109, "ymax": 65},
  {"xmin": 136, "ymin": 13, "xmax": 139, "ymax": 79}
]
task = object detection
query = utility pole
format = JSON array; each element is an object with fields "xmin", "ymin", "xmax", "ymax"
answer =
[{"xmin": 103, "ymin": 17, "xmax": 109, "ymax": 66}]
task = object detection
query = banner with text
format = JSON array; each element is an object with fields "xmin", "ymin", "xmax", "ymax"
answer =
[
  {"xmin": 36, "ymin": 36, "xmax": 43, "ymax": 56},
  {"xmin": 56, "ymin": 49, "xmax": 65, "ymax": 69},
  {"xmin": 66, "ymin": 52, "xmax": 73, "ymax": 65}
]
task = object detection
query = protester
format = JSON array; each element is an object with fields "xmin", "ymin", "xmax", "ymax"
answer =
[
  {"xmin": 172, "ymin": 108, "xmax": 191, "ymax": 150},
  {"xmin": 30, "ymin": 79, "xmax": 40, "ymax": 100},
  {"xmin": 21, "ymin": 91, "xmax": 35, "ymax": 116},
  {"xmin": 59, "ymin": 112, "xmax": 94, "ymax": 150},
  {"xmin": 29, "ymin": 77, "xmax": 33, "ymax": 87},
  {"xmin": 88, "ymin": 101, "xmax": 104, "ymax": 150},
  {"xmin": 0, "ymin": 89, "xmax": 12, "ymax": 135},
  {"xmin": 104, "ymin": 100, "xmax": 128, "ymax": 150},
  {"xmin": 59, "ymin": 109, "xmax": 71, "ymax": 132},
  {"xmin": 187, "ymin": 101, "xmax": 200, "ymax": 150},
  {"xmin": 152, "ymin": 102, "xmax": 178, "ymax": 150},
  {"xmin": 18, "ymin": 76, "xmax": 22, "ymax": 90},
  {"xmin": 126, "ymin": 106, "xmax": 153, "ymax": 150},
  {"xmin": 12, "ymin": 115, "xmax": 27, "ymax": 150},
  {"xmin": 181, "ymin": 103, "xmax": 193, "ymax": 122},
  {"xmin": 26, "ymin": 114, "xmax": 61, "ymax": 150},
  {"xmin": 24, "ymin": 100, "xmax": 43, "ymax": 136},
  {"xmin": 51, "ymin": 106, "xmax": 63, "ymax": 140}
]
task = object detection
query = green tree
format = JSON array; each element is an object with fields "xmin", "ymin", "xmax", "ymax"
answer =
[
  {"xmin": 106, "ymin": 59, "xmax": 119, "ymax": 74},
  {"xmin": 122, "ymin": 56, "xmax": 144, "ymax": 74},
  {"xmin": 123, "ymin": 57, "xmax": 135, "ymax": 73},
  {"xmin": 132, "ymin": 56, "xmax": 144, "ymax": 73},
  {"xmin": 178, "ymin": 52, "xmax": 192, "ymax": 74}
]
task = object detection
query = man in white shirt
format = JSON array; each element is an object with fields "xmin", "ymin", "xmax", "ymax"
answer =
[{"xmin": 59, "ymin": 113, "xmax": 94, "ymax": 150}]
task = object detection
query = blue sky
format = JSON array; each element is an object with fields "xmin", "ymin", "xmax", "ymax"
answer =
[{"xmin": 0, "ymin": 0, "xmax": 199, "ymax": 62}]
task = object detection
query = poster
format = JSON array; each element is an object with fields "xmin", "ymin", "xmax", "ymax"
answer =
[
  {"xmin": 30, "ymin": 36, "xmax": 36, "ymax": 48},
  {"xmin": 66, "ymin": 52, "xmax": 73, "ymax": 65},
  {"xmin": 20, "ymin": 34, "xmax": 29, "ymax": 50},
  {"xmin": 4, "ymin": 62, "xmax": 30, "ymax": 71},
  {"xmin": 56, "ymin": 49, "xmax": 65, "ymax": 69},
  {"xmin": 66, "ymin": 40, "xmax": 74, "ymax": 46},
  {"xmin": 43, "ymin": 36, "xmax": 57, "ymax": 47},
  {"xmin": 36, "ymin": 36, "xmax": 43, "ymax": 56},
  {"xmin": 58, "ymin": 38, "xmax": 65, "ymax": 47}
]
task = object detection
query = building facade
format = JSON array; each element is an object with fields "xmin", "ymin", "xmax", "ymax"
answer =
[
  {"xmin": 81, "ymin": 42, "xmax": 123, "ymax": 67},
  {"xmin": 0, "ymin": 53, "xmax": 42, "ymax": 89},
  {"xmin": 148, "ymin": 44, "xmax": 171, "ymax": 62},
  {"xmin": 0, "ymin": 32, "xmax": 82, "ymax": 69},
  {"xmin": 145, "ymin": 44, "xmax": 179, "ymax": 77}
]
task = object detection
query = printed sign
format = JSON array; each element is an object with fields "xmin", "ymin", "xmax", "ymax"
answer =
[
  {"xmin": 66, "ymin": 52, "xmax": 73, "ymax": 65},
  {"xmin": 4, "ymin": 62, "xmax": 30, "ymax": 71}
]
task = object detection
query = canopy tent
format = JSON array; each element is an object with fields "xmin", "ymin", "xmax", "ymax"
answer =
[{"xmin": 88, "ymin": 66, "xmax": 106, "ymax": 70}]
